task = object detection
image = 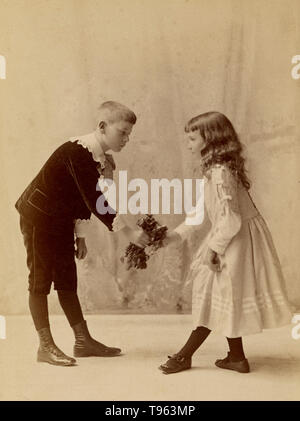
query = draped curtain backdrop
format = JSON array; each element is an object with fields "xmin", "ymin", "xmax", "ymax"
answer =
[{"xmin": 0, "ymin": 0, "xmax": 299, "ymax": 314}]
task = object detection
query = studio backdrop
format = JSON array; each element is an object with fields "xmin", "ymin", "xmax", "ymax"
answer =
[{"xmin": 0, "ymin": 0, "xmax": 299, "ymax": 314}]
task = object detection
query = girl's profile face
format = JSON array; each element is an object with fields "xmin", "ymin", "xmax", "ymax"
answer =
[{"xmin": 186, "ymin": 130, "xmax": 205, "ymax": 158}]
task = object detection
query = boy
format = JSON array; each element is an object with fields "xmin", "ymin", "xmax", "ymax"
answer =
[{"xmin": 16, "ymin": 101, "xmax": 148, "ymax": 366}]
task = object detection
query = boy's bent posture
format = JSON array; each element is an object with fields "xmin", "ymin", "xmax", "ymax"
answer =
[{"xmin": 16, "ymin": 101, "xmax": 147, "ymax": 366}]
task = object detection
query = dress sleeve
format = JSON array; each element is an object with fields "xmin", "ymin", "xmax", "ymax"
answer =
[
  {"xmin": 207, "ymin": 165, "xmax": 242, "ymax": 255},
  {"xmin": 174, "ymin": 220, "xmax": 193, "ymax": 242}
]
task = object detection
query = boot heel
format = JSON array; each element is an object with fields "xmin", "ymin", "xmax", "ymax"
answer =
[
  {"xmin": 72, "ymin": 320, "xmax": 121, "ymax": 357},
  {"xmin": 37, "ymin": 328, "xmax": 77, "ymax": 366},
  {"xmin": 37, "ymin": 348, "xmax": 49, "ymax": 363},
  {"xmin": 73, "ymin": 346, "xmax": 92, "ymax": 358}
]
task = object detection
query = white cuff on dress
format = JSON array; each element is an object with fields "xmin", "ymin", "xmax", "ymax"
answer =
[
  {"xmin": 74, "ymin": 219, "xmax": 90, "ymax": 237},
  {"xmin": 112, "ymin": 214, "xmax": 127, "ymax": 232}
]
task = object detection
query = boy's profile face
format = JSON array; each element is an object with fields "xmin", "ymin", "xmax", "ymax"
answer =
[{"xmin": 100, "ymin": 120, "xmax": 133, "ymax": 152}]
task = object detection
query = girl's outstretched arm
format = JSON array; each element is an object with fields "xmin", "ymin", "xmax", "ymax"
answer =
[
  {"xmin": 208, "ymin": 164, "xmax": 242, "ymax": 255},
  {"xmin": 173, "ymin": 190, "xmax": 210, "ymax": 243}
]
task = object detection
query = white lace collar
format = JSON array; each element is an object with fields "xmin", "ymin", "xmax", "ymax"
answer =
[{"xmin": 70, "ymin": 132, "xmax": 106, "ymax": 168}]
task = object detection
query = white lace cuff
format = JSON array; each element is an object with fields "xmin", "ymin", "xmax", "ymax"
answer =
[
  {"xmin": 112, "ymin": 214, "xmax": 127, "ymax": 232},
  {"xmin": 74, "ymin": 219, "xmax": 90, "ymax": 237}
]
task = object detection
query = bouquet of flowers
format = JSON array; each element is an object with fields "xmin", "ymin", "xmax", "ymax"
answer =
[{"xmin": 121, "ymin": 214, "xmax": 168, "ymax": 270}]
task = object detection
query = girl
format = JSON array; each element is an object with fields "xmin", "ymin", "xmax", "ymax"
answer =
[{"xmin": 159, "ymin": 112, "xmax": 293, "ymax": 374}]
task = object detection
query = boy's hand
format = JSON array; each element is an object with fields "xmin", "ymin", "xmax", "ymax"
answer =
[
  {"xmin": 163, "ymin": 231, "xmax": 182, "ymax": 247},
  {"xmin": 206, "ymin": 248, "xmax": 221, "ymax": 272},
  {"xmin": 75, "ymin": 237, "xmax": 88, "ymax": 260}
]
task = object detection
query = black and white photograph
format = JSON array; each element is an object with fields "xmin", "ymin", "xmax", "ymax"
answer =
[{"xmin": 0, "ymin": 0, "xmax": 299, "ymax": 405}]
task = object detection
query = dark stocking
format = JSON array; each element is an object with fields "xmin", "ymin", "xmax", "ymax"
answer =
[
  {"xmin": 177, "ymin": 326, "xmax": 211, "ymax": 358},
  {"xmin": 57, "ymin": 290, "xmax": 84, "ymax": 327},
  {"xmin": 226, "ymin": 337, "xmax": 246, "ymax": 361},
  {"xmin": 29, "ymin": 293, "xmax": 50, "ymax": 330}
]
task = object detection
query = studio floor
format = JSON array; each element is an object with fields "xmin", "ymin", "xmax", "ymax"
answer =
[{"xmin": 0, "ymin": 314, "xmax": 299, "ymax": 401}]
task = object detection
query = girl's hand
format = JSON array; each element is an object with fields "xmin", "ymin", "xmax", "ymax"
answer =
[
  {"xmin": 163, "ymin": 231, "xmax": 182, "ymax": 247},
  {"xmin": 75, "ymin": 237, "xmax": 88, "ymax": 260},
  {"xmin": 206, "ymin": 248, "xmax": 221, "ymax": 272},
  {"xmin": 123, "ymin": 226, "xmax": 149, "ymax": 247},
  {"xmin": 131, "ymin": 229, "xmax": 149, "ymax": 247}
]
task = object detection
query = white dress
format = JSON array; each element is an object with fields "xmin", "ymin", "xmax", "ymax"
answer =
[{"xmin": 175, "ymin": 164, "xmax": 293, "ymax": 338}]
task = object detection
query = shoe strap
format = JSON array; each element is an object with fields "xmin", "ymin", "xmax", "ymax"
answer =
[{"xmin": 168, "ymin": 354, "xmax": 186, "ymax": 362}]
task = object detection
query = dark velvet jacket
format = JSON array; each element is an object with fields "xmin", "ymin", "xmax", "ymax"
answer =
[{"xmin": 15, "ymin": 141, "xmax": 116, "ymax": 236}]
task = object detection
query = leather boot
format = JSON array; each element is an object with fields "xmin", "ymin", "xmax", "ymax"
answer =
[
  {"xmin": 37, "ymin": 327, "xmax": 76, "ymax": 366},
  {"xmin": 72, "ymin": 320, "xmax": 121, "ymax": 357}
]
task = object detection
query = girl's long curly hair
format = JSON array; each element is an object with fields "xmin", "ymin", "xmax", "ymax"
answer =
[{"xmin": 185, "ymin": 111, "xmax": 251, "ymax": 190}]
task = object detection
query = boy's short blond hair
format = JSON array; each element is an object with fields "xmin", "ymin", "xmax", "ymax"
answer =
[{"xmin": 98, "ymin": 101, "xmax": 137, "ymax": 125}]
